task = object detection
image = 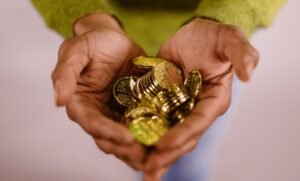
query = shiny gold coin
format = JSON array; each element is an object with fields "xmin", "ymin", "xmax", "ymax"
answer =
[
  {"xmin": 124, "ymin": 105, "xmax": 156, "ymax": 119},
  {"xmin": 135, "ymin": 61, "xmax": 182, "ymax": 98},
  {"xmin": 129, "ymin": 115, "xmax": 169, "ymax": 146},
  {"xmin": 129, "ymin": 75, "xmax": 140, "ymax": 100},
  {"xmin": 184, "ymin": 69, "xmax": 202, "ymax": 98},
  {"xmin": 113, "ymin": 77, "xmax": 135, "ymax": 107},
  {"xmin": 153, "ymin": 61, "xmax": 182, "ymax": 88},
  {"xmin": 170, "ymin": 98, "xmax": 195, "ymax": 124},
  {"xmin": 152, "ymin": 85, "xmax": 190, "ymax": 117},
  {"xmin": 113, "ymin": 58, "xmax": 201, "ymax": 146},
  {"xmin": 116, "ymin": 93, "xmax": 134, "ymax": 107},
  {"xmin": 133, "ymin": 56, "xmax": 165, "ymax": 69}
]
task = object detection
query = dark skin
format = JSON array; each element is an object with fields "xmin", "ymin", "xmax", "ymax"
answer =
[
  {"xmin": 52, "ymin": 13, "xmax": 259, "ymax": 181},
  {"xmin": 143, "ymin": 18, "xmax": 259, "ymax": 180},
  {"xmin": 52, "ymin": 13, "xmax": 147, "ymax": 170}
]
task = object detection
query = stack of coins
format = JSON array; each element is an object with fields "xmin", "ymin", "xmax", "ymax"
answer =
[
  {"xmin": 135, "ymin": 60, "xmax": 182, "ymax": 98},
  {"xmin": 113, "ymin": 56, "xmax": 202, "ymax": 146}
]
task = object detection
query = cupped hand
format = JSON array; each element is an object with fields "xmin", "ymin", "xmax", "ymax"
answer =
[
  {"xmin": 51, "ymin": 13, "xmax": 146, "ymax": 169},
  {"xmin": 143, "ymin": 18, "xmax": 259, "ymax": 180}
]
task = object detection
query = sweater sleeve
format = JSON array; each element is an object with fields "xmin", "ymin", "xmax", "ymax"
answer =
[
  {"xmin": 195, "ymin": 0, "xmax": 286, "ymax": 37},
  {"xmin": 31, "ymin": 0, "xmax": 115, "ymax": 38}
]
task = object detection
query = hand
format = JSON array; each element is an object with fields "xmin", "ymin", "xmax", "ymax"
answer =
[
  {"xmin": 51, "ymin": 13, "xmax": 146, "ymax": 169},
  {"xmin": 143, "ymin": 18, "xmax": 259, "ymax": 180}
]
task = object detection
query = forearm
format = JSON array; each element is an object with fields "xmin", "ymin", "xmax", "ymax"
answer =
[
  {"xmin": 31, "ymin": 0, "xmax": 115, "ymax": 38},
  {"xmin": 196, "ymin": 0, "xmax": 286, "ymax": 37}
]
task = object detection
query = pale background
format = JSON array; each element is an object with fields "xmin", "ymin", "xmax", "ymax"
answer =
[{"xmin": 0, "ymin": 1, "xmax": 299, "ymax": 181}]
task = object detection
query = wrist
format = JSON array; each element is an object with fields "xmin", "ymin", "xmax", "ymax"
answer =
[
  {"xmin": 73, "ymin": 13, "xmax": 124, "ymax": 36},
  {"xmin": 189, "ymin": 17, "xmax": 220, "ymax": 25},
  {"xmin": 183, "ymin": 16, "xmax": 220, "ymax": 27}
]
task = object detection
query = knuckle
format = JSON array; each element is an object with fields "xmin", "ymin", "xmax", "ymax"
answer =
[
  {"xmin": 58, "ymin": 40, "xmax": 70, "ymax": 58},
  {"xmin": 58, "ymin": 39, "xmax": 73, "ymax": 54},
  {"xmin": 51, "ymin": 69, "xmax": 60, "ymax": 81},
  {"xmin": 58, "ymin": 38, "xmax": 83, "ymax": 59}
]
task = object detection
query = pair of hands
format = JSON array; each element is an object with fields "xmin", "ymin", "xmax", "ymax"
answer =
[{"xmin": 52, "ymin": 13, "xmax": 259, "ymax": 181}]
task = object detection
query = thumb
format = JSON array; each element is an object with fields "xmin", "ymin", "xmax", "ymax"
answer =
[
  {"xmin": 218, "ymin": 26, "xmax": 260, "ymax": 82},
  {"xmin": 157, "ymin": 40, "xmax": 178, "ymax": 62},
  {"xmin": 52, "ymin": 38, "xmax": 89, "ymax": 106}
]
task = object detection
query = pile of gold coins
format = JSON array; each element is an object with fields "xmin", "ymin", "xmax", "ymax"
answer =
[{"xmin": 113, "ymin": 56, "xmax": 202, "ymax": 146}]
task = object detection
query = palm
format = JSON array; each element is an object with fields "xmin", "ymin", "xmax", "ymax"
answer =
[
  {"xmin": 52, "ymin": 27, "xmax": 146, "ymax": 169},
  {"xmin": 66, "ymin": 29, "xmax": 141, "ymax": 121},
  {"xmin": 158, "ymin": 19, "xmax": 234, "ymax": 143}
]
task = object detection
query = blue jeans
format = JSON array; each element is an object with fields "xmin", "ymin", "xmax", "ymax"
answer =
[{"xmin": 139, "ymin": 78, "xmax": 240, "ymax": 181}]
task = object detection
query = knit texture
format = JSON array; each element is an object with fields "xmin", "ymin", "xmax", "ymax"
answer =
[
  {"xmin": 196, "ymin": 0, "xmax": 286, "ymax": 37},
  {"xmin": 31, "ymin": 0, "xmax": 285, "ymax": 54},
  {"xmin": 32, "ymin": 0, "xmax": 115, "ymax": 38}
]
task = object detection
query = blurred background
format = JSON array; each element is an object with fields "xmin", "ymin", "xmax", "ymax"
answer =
[{"xmin": 0, "ymin": 1, "xmax": 299, "ymax": 181}]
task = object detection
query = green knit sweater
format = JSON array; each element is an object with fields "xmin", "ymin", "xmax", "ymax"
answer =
[{"xmin": 31, "ymin": 0, "xmax": 285, "ymax": 55}]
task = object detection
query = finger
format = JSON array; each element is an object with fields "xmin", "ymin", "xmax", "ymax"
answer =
[
  {"xmin": 95, "ymin": 139, "xmax": 145, "ymax": 161},
  {"xmin": 143, "ymin": 166, "xmax": 171, "ymax": 181},
  {"xmin": 95, "ymin": 139, "xmax": 146, "ymax": 170},
  {"xmin": 67, "ymin": 96, "xmax": 134, "ymax": 144},
  {"xmin": 157, "ymin": 70, "xmax": 233, "ymax": 151},
  {"xmin": 144, "ymin": 138, "xmax": 198, "ymax": 172},
  {"xmin": 157, "ymin": 40, "xmax": 174, "ymax": 63},
  {"xmin": 115, "ymin": 155, "xmax": 142, "ymax": 170},
  {"xmin": 52, "ymin": 38, "xmax": 89, "ymax": 106},
  {"xmin": 218, "ymin": 25, "xmax": 259, "ymax": 81}
]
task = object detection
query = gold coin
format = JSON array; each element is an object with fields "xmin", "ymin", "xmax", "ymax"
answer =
[
  {"xmin": 135, "ymin": 61, "xmax": 182, "ymax": 99},
  {"xmin": 129, "ymin": 75, "xmax": 140, "ymax": 100},
  {"xmin": 113, "ymin": 77, "xmax": 135, "ymax": 107},
  {"xmin": 124, "ymin": 105, "xmax": 156, "ymax": 119},
  {"xmin": 153, "ymin": 61, "xmax": 182, "ymax": 88},
  {"xmin": 133, "ymin": 56, "xmax": 165, "ymax": 69},
  {"xmin": 152, "ymin": 85, "xmax": 190, "ymax": 117},
  {"xmin": 113, "ymin": 59, "xmax": 200, "ymax": 146},
  {"xmin": 170, "ymin": 98, "xmax": 195, "ymax": 124},
  {"xmin": 184, "ymin": 70, "xmax": 202, "ymax": 98},
  {"xmin": 129, "ymin": 115, "xmax": 169, "ymax": 146},
  {"xmin": 135, "ymin": 70, "xmax": 158, "ymax": 98}
]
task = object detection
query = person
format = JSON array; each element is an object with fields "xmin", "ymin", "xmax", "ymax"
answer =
[{"xmin": 31, "ymin": 0, "xmax": 285, "ymax": 180}]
